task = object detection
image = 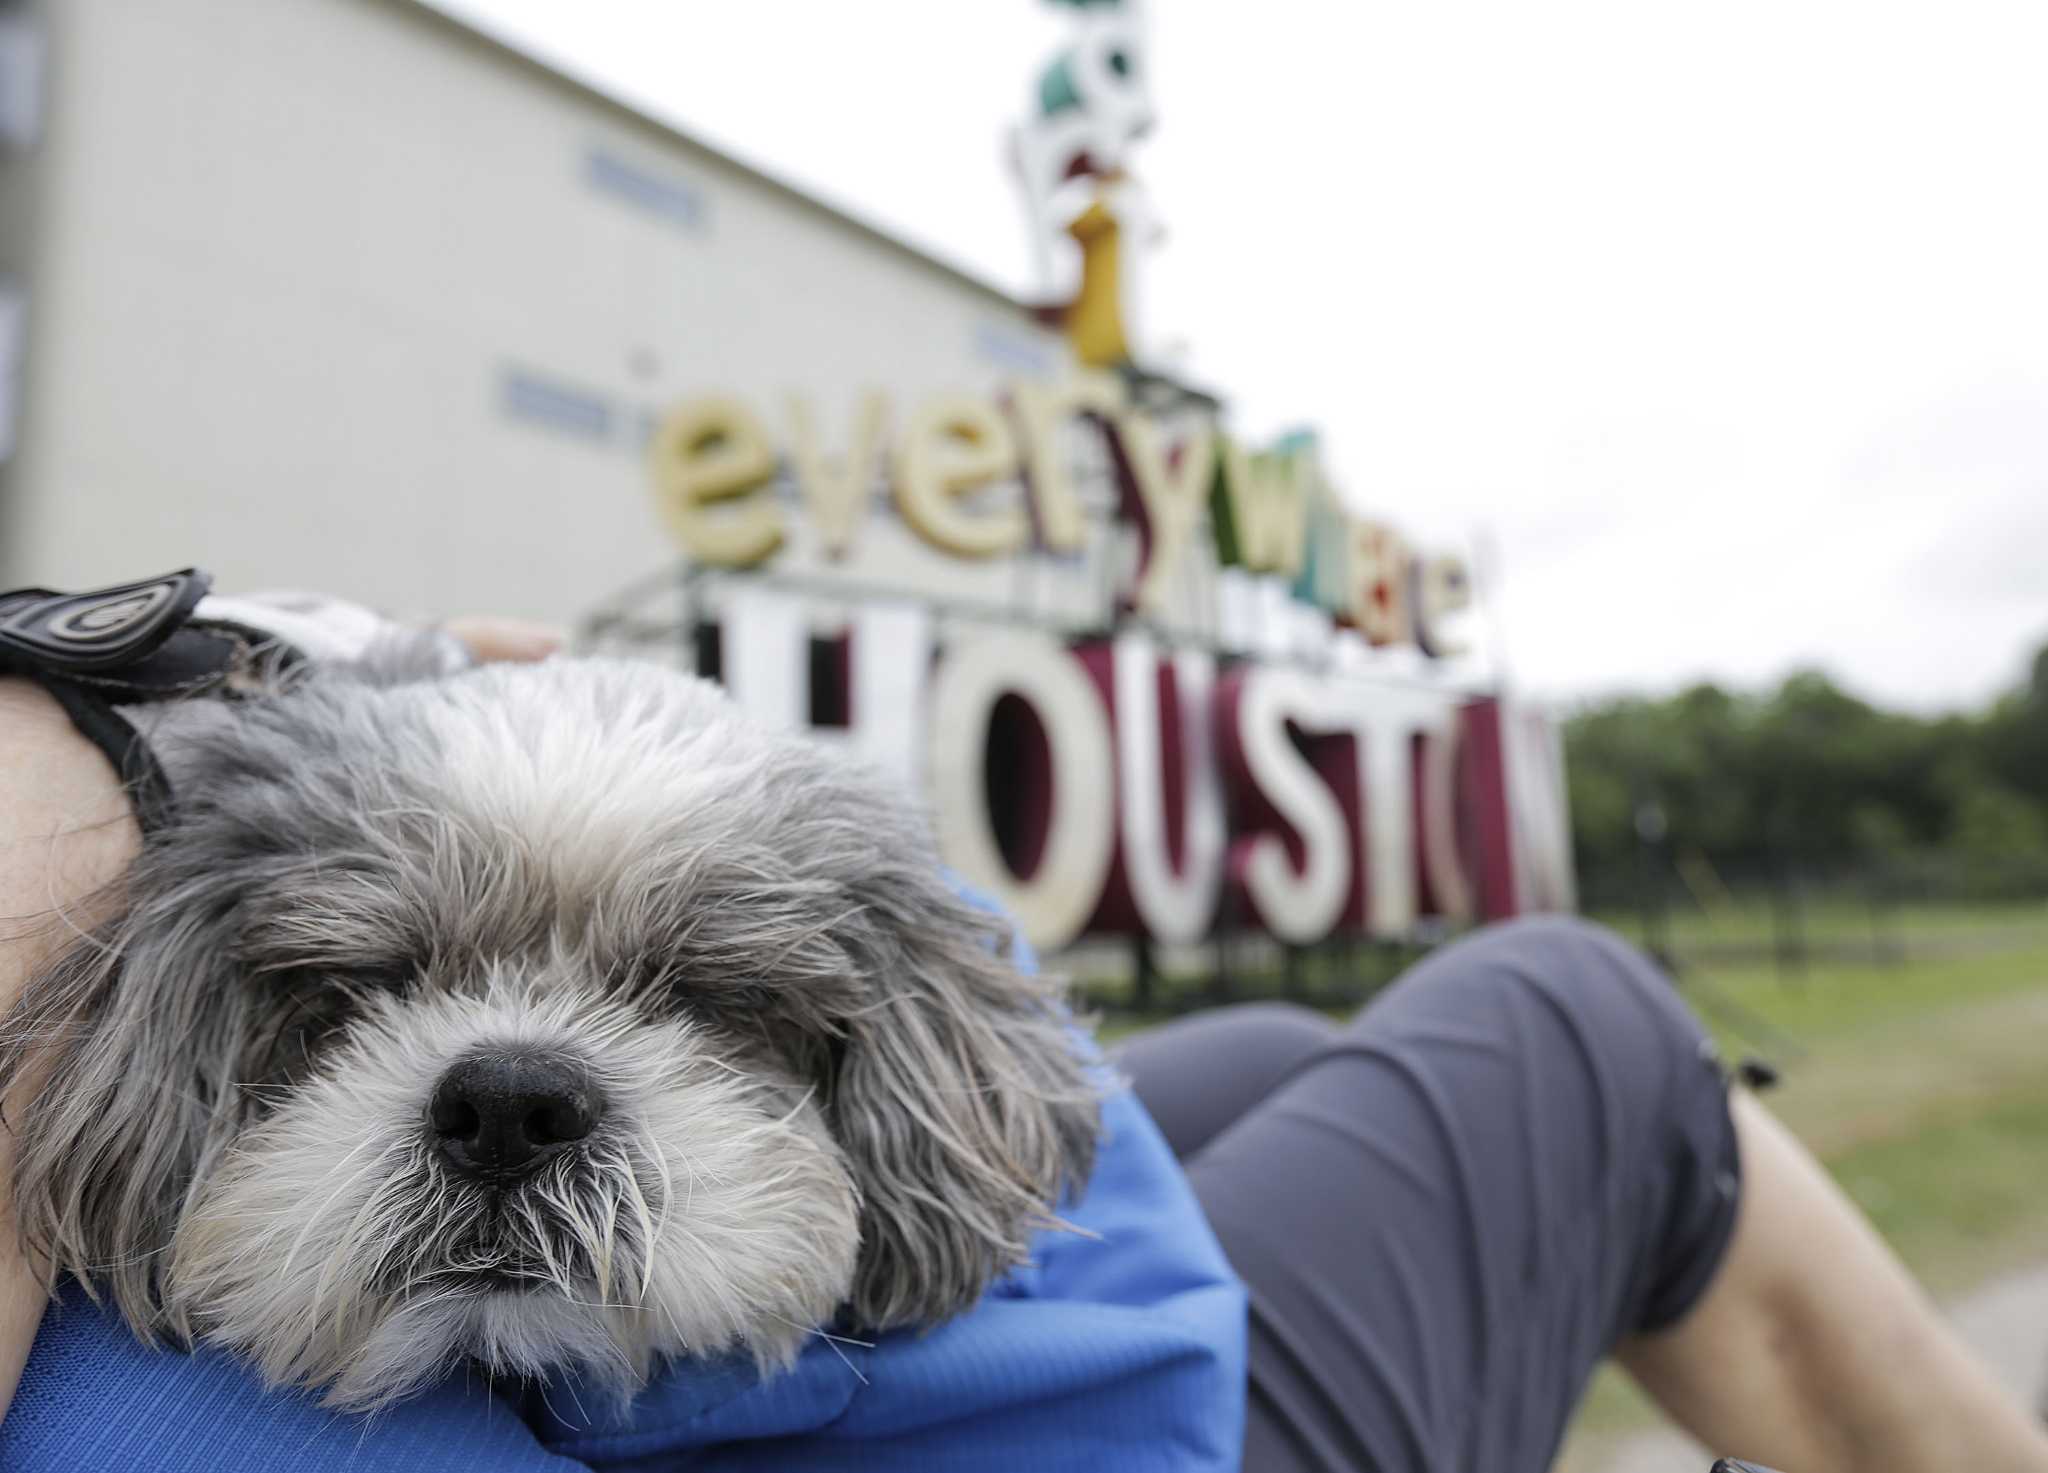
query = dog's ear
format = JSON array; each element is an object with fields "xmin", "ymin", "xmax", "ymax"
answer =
[
  {"xmin": 0, "ymin": 833, "xmax": 257, "ymax": 1342},
  {"xmin": 828, "ymin": 849, "xmax": 1101, "ymax": 1331}
]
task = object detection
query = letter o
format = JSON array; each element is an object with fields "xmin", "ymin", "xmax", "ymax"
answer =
[{"xmin": 929, "ymin": 634, "xmax": 1115, "ymax": 952}]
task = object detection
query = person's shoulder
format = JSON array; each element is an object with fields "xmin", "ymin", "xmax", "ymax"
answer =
[
  {"xmin": 0, "ymin": 677, "xmax": 127, "ymax": 818},
  {"xmin": 0, "ymin": 678, "xmax": 138, "ymax": 987}
]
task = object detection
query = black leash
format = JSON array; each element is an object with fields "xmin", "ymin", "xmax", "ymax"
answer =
[{"xmin": 0, "ymin": 569, "xmax": 245, "ymax": 835}]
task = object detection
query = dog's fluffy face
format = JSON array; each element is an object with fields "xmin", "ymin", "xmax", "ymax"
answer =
[{"xmin": 3, "ymin": 657, "xmax": 1097, "ymax": 1409}]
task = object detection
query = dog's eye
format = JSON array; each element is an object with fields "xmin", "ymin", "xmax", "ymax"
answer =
[
  {"xmin": 273, "ymin": 955, "xmax": 417, "ymax": 999},
  {"xmin": 242, "ymin": 975, "xmax": 376, "ymax": 1104},
  {"xmin": 614, "ymin": 957, "xmax": 685, "ymax": 1005},
  {"xmin": 331, "ymin": 962, "xmax": 417, "ymax": 994}
]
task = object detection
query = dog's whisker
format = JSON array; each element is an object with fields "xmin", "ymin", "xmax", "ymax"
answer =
[
  {"xmin": 269, "ymin": 1135, "xmax": 394, "ymax": 1288},
  {"xmin": 760, "ymin": 1309, "xmax": 870, "ymax": 1386},
  {"xmin": 623, "ymin": 1139, "xmax": 662, "ymax": 1303},
  {"xmin": 195, "ymin": 1151, "xmax": 391, "ymax": 1285},
  {"xmin": 553, "ymin": 1367, "xmax": 592, "ymax": 1429}
]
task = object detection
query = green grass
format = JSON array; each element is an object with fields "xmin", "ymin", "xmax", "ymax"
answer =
[
  {"xmin": 1678, "ymin": 930, "xmax": 2048, "ymax": 1060},
  {"xmin": 1832, "ymin": 1084, "xmax": 2048, "ymax": 1288}
]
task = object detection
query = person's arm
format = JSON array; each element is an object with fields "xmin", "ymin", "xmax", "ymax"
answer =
[
  {"xmin": 0, "ymin": 679, "xmax": 141, "ymax": 1421},
  {"xmin": 1620, "ymin": 1092, "xmax": 2048, "ymax": 1471}
]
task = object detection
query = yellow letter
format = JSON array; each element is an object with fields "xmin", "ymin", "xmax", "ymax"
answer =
[
  {"xmin": 648, "ymin": 396, "xmax": 783, "ymax": 568},
  {"xmin": 788, "ymin": 391, "xmax": 888, "ymax": 561},
  {"xmin": 895, "ymin": 394, "xmax": 1029, "ymax": 558},
  {"xmin": 1113, "ymin": 410, "xmax": 1217, "ymax": 619},
  {"xmin": 1009, "ymin": 372, "xmax": 1126, "ymax": 552}
]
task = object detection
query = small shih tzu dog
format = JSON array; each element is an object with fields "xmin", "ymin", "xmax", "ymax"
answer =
[{"xmin": 1, "ymin": 645, "xmax": 1099, "ymax": 1410}]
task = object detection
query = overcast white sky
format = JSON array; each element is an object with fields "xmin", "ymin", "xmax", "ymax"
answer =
[{"xmin": 441, "ymin": 0, "xmax": 2048, "ymax": 713}]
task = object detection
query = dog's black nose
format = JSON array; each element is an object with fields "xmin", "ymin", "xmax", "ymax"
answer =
[{"xmin": 429, "ymin": 1053, "xmax": 602, "ymax": 1180}]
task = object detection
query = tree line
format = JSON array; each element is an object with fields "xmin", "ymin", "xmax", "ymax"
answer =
[{"xmin": 1565, "ymin": 641, "xmax": 2048, "ymax": 906}]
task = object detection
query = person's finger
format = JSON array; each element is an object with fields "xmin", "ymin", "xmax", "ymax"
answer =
[{"xmin": 441, "ymin": 616, "xmax": 565, "ymax": 665}]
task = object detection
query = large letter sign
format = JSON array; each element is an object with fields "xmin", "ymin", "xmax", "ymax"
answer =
[
  {"xmin": 649, "ymin": 397, "xmax": 783, "ymax": 567},
  {"xmin": 929, "ymin": 633, "xmax": 1116, "ymax": 951},
  {"xmin": 894, "ymin": 395, "xmax": 1029, "ymax": 558},
  {"xmin": 1218, "ymin": 665, "xmax": 1354, "ymax": 944},
  {"xmin": 641, "ymin": 378, "xmax": 1569, "ymax": 956},
  {"xmin": 787, "ymin": 392, "xmax": 888, "ymax": 561},
  {"xmin": 1082, "ymin": 632, "xmax": 1227, "ymax": 944}
]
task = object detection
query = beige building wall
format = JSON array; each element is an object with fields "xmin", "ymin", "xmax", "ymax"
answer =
[{"xmin": 0, "ymin": 0, "xmax": 1136, "ymax": 633}]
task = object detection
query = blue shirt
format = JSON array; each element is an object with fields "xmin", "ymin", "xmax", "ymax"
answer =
[{"xmin": 1, "ymin": 942, "xmax": 1247, "ymax": 1470}]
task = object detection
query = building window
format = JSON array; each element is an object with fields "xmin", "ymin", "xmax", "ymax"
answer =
[
  {"xmin": 974, "ymin": 320, "xmax": 1059, "ymax": 377},
  {"xmin": 500, "ymin": 366, "xmax": 615, "ymax": 442},
  {"xmin": 0, "ymin": 10, "xmax": 44, "ymax": 152},
  {"xmin": 584, "ymin": 147, "xmax": 709, "ymax": 232},
  {"xmin": 0, "ymin": 282, "xmax": 23, "ymax": 464}
]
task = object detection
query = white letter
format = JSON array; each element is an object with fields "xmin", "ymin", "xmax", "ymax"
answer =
[
  {"xmin": 720, "ymin": 587, "xmax": 807, "ymax": 732},
  {"xmin": 929, "ymin": 634, "xmax": 1115, "ymax": 951},
  {"xmin": 1232, "ymin": 666, "xmax": 1350, "ymax": 943},
  {"xmin": 1113, "ymin": 631, "xmax": 1224, "ymax": 943},
  {"xmin": 1505, "ymin": 700, "xmax": 1577, "ymax": 912},
  {"xmin": 1418, "ymin": 719, "xmax": 1475, "ymax": 922},
  {"xmin": 1321, "ymin": 685, "xmax": 1458, "ymax": 937}
]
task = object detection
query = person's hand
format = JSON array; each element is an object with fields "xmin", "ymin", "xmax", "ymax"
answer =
[
  {"xmin": 0, "ymin": 679, "xmax": 140, "ymax": 1421},
  {"xmin": 440, "ymin": 617, "xmax": 564, "ymax": 665}
]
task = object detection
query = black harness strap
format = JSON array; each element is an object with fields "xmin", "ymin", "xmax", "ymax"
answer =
[
  {"xmin": 35, "ymin": 676, "xmax": 178, "ymax": 834},
  {"xmin": 0, "ymin": 569, "xmax": 243, "ymax": 835}
]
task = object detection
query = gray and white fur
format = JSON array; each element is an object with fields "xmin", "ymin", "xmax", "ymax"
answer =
[{"xmin": 0, "ymin": 650, "xmax": 1099, "ymax": 1410}]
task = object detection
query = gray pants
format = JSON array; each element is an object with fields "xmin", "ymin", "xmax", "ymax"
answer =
[{"xmin": 1120, "ymin": 917, "xmax": 1742, "ymax": 1473}]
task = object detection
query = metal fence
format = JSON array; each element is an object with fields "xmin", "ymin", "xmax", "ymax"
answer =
[
  {"xmin": 1579, "ymin": 847, "xmax": 2048, "ymax": 984},
  {"xmin": 1064, "ymin": 848, "xmax": 2048, "ymax": 1024}
]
